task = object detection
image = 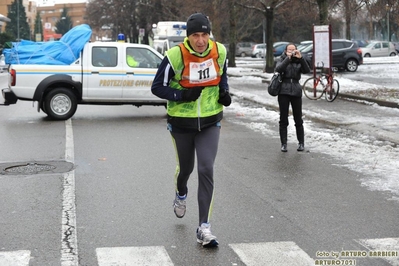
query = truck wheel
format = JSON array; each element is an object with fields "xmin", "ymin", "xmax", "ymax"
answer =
[
  {"xmin": 44, "ymin": 88, "xmax": 77, "ymax": 120},
  {"xmin": 40, "ymin": 102, "xmax": 47, "ymax": 114}
]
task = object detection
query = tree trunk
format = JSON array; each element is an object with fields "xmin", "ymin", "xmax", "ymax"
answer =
[
  {"xmin": 368, "ymin": 13, "xmax": 373, "ymax": 40},
  {"xmin": 212, "ymin": 0, "xmax": 220, "ymax": 41},
  {"xmin": 345, "ymin": 0, "xmax": 351, "ymax": 40},
  {"xmin": 228, "ymin": 1, "xmax": 237, "ymax": 67},
  {"xmin": 317, "ymin": 0, "xmax": 328, "ymax": 25},
  {"xmin": 265, "ymin": 7, "xmax": 274, "ymax": 73}
]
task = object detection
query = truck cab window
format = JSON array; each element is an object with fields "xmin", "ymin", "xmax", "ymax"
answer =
[
  {"xmin": 126, "ymin": 47, "xmax": 162, "ymax": 68},
  {"xmin": 92, "ymin": 47, "xmax": 117, "ymax": 67}
]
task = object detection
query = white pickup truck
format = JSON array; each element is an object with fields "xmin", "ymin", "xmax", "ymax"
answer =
[{"xmin": 1, "ymin": 41, "xmax": 166, "ymax": 120}]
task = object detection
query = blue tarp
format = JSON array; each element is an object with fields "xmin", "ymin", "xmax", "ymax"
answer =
[{"xmin": 3, "ymin": 24, "xmax": 92, "ymax": 65}]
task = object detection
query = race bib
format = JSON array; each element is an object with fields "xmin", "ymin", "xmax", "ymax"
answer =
[{"xmin": 188, "ymin": 59, "xmax": 217, "ymax": 84}]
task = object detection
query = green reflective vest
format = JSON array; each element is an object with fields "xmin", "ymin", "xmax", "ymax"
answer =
[{"xmin": 166, "ymin": 38, "xmax": 227, "ymax": 118}]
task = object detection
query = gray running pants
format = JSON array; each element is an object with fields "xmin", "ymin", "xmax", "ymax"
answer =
[{"xmin": 170, "ymin": 125, "xmax": 220, "ymax": 226}]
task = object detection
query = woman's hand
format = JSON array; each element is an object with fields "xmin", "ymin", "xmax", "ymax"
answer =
[{"xmin": 291, "ymin": 50, "xmax": 302, "ymax": 59}]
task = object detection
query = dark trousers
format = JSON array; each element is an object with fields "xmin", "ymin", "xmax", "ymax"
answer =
[
  {"xmin": 278, "ymin": 94, "xmax": 304, "ymax": 145},
  {"xmin": 170, "ymin": 125, "xmax": 220, "ymax": 226}
]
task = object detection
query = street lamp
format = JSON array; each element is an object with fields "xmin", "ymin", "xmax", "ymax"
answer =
[
  {"xmin": 17, "ymin": 0, "xmax": 19, "ymax": 41},
  {"xmin": 386, "ymin": 4, "xmax": 390, "ymax": 41},
  {"xmin": 386, "ymin": 4, "xmax": 390, "ymax": 55}
]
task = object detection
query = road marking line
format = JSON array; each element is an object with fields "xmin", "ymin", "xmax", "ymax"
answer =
[
  {"xmin": 357, "ymin": 238, "xmax": 399, "ymax": 266},
  {"xmin": 229, "ymin": 241, "xmax": 314, "ymax": 266},
  {"xmin": 0, "ymin": 250, "xmax": 30, "ymax": 266},
  {"xmin": 61, "ymin": 119, "xmax": 78, "ymax": 266},
  {"xmin": 96, "ymin": 246, "xmax": 174, "ymax": 266}
]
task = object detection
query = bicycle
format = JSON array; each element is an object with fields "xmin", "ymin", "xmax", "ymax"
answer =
[{"xmin": 302, "ymin": 68, "xmax": 340, "ymax": 102}]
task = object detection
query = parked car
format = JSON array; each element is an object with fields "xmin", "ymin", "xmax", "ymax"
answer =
[
  {"xmin": 236, "ymin": 42, "xmax": 256, "ymax": 57},
  {"xmin": 251, "ymin": 42, "xmax": 289, "ymax": 58},
  {"xmin": 273, "ymin": 42, "xmax": 290, "ymax": 57},
  {"xmin": 273, "ymin": 41, "xmax": 290, "ymax": 47},
  {"xmin": 361, "ymin": 41, "xmax": 397, "ymax": 57},
  {"xmin": 297, "ymin": 40, "xmax": 313, "ymax": 51},
  {"xmin": 299, "ymin": 39, "xmax": 363, "ymax": 72},
  {"xmin": 394, "ymin": 42, "xmax": 399, "ymax": 53},
  {"xmin": 353, "ymin": 39, "xmax": 369, "ymax": 47},
  {"xmin": 251, "ymin": 43, "xmax": 266, "ymax": 58}
]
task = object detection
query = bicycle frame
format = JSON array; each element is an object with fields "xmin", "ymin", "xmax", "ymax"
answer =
[
  {"xmin": 302, "ymin": 67, "xmax": 339, "ymax": 102},
  {"xmin": 310, "ymin": 72, "xmax": 327, "ymax": 98},
  {"xmin": 324, "ymin": 73, "xmax": 334, "ymax": 99}
]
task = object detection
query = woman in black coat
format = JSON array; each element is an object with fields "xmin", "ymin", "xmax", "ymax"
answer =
[{"xmin": 275, "ymin": 43, "xmax": 311, "ymax": 152}]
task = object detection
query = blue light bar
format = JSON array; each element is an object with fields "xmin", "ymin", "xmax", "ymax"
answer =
[{"xmin": 173, "ymin": 24, "xmax": 186, "ymax": 30}]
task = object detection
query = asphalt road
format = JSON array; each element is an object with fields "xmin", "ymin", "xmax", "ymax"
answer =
[{"xmin": 1, "ymin": 100, "xmax": 398, "ymax": 265}]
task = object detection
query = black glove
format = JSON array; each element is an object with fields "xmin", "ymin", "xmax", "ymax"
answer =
[
  {"xmin": 181, "ymin": 87, "xmax": 204, "ymax": 102},
  {"xmin": 218, "ymin": 89, "xmax": 231, "ymax": 106}
]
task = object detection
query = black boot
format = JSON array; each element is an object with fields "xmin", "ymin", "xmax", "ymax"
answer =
[
  {"xmin": 296, "ymin": 125, "xmax": 304, "ymax": 147},
  {"xmin": 280, "ymin": 126, "xmax": 287, "ymax": 152},
  {"xmin": 297, "ymin": 143, "xmax": 304, "ymax": 151},
  {"xmin": 281, "ymin": 144, "xmax": 287, "ymax": 152}
]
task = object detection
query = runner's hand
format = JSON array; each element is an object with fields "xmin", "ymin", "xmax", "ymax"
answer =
[
  {"xmin": 181, "ymin": 87, "xmax": 204, "ymax": 102},
  {"xmin": 218, "ymin": 88, "xmax": 231, "ymax": 106}
]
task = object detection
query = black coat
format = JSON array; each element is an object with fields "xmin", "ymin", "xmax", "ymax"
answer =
[{"xmin": 275, "ymin": 53, "xmax": 311, "ymax": 97}]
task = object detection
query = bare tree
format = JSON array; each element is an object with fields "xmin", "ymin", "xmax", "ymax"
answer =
[
  {"xmin": 86, "ymin": 0, "xmax": 397, "ymax": 56},
  {"xmin": 237, "ymin": 0, "xmax": 290, "ymax": 72},
  {"xmin": 344, "ymin": 0, "xmax": 351, "ymax": 39},
  {"xmin": 228, "ymin": 2, "xmax": 238, "ymax": 67},
  {"xmin": 316, "ymin": 0, "xmax": 329, "ymax": 24},
  {"xmin": 86, "ymin": 0, "xmax": 117, "ymax": 40}
]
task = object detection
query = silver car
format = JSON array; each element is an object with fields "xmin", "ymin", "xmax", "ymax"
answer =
[
  {"xmin": 251, "ymin": 43, "xmax": 266, "ymax": 58},
  {"xmin": 361, "ymin": 41, "xmax": 397, "ymax": 57},
  {"xmin": 236, "ymin": 42, "xmax": 256, "ymax": 57}
]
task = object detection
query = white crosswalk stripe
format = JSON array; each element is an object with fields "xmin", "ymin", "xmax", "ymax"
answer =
[
  {"xmin": 357, "ymin": 238, "xmax": 399, "ymax": 266},
  {"xmin": 0, "ymin": 250, "xmax": 30, "ymax": 266},
  {"xmin": 96, "ymin": 246, "xmax": 174, "ymax": 266},
  {"xmin": 2, "ymin": 238, "xmax": 399, "ymax": 265},
  {"xmin": 229, "ymin": 241, "xmax": 314, "ymax": 266}
]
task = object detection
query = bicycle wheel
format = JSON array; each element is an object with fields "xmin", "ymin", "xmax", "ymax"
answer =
[
  {"xmin": 302, "ymin": 77, "xmax": 324, "ymax": 100},
  {"xmin": 324, "ymin": 79, "xmax": 340, "ymax": 102}
]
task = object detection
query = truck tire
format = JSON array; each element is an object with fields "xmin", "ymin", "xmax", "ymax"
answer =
[
  {"xmin": 44, "ymin": 88, "xmax": 77, "ymax": 120},
  {"xmin": 40, "ymin": 101, "xmax": 47, "ymax": 114}
]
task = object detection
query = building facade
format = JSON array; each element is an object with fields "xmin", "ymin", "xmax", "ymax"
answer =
[
  {"xmin": 0, "ymin": 0, "xmax": 36, "ymax": 36},
  {"xmin": 0, "ymin": 0, "xmax": 88, "ymax": 41},
  {"xmin": 37, "ymin": 2, "xmax": 87, "ymax": 41}
]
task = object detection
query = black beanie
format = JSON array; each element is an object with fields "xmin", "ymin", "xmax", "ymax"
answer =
[{"xmin": 186, "ymin": 13, "xmax": 211, "ymax": 37}]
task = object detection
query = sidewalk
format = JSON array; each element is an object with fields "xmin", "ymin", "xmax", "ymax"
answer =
[
  {"xmin": 228, "ymin": 73, "xmax": 399, "ymax": 108},
  {"xmin": 227, "ymin": 58, "xmax": 399, "ymax": 109},
  {"xmin": 226, "ymin": 69, "xmax": 399, "ymax": 146}
]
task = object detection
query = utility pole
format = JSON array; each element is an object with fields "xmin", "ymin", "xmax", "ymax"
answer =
[
  {"xmin": 386, "ymin": 4, "xmax": 390, "ymax": 56},
  {"xmin": 386, "ymin": 4, "xmax": 390, "ymax": 42},
  {"xmin": 17, "ymin": 0, "xmax": 20, "ymax": 40}
]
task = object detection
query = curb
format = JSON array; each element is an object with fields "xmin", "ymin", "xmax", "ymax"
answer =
[{"xmin": 337, "ymin": 93, "xmax": 398, "ymax": 108}]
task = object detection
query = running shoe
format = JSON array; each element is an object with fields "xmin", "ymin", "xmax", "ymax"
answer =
[
  {"xmin": 173, "ymin": 193, "xmax": 186, "ymax": 218},
  {"xmin": 196, "ymin": 223, "xmax": 219, "ymax": 247}
]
